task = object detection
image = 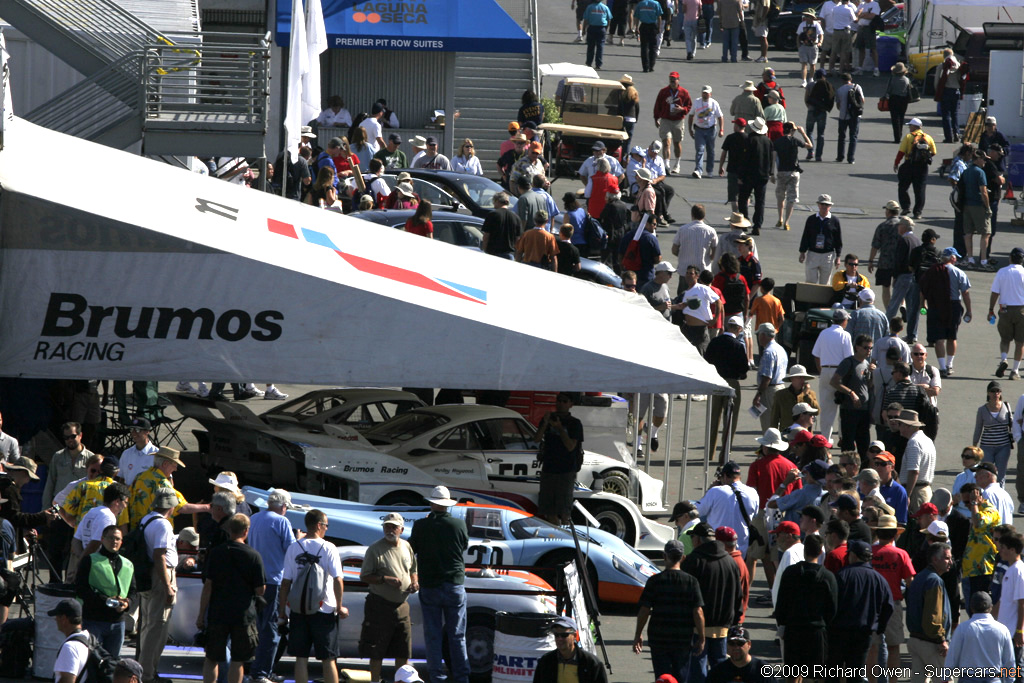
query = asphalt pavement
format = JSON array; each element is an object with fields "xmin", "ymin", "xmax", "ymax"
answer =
[{"xmin": 47, "ymin": 8, "xmax": 1024, "ymax": 683}]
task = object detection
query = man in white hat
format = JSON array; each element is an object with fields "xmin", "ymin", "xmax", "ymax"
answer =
[
  {"xmin": 894, "ymin": 118, "xmax": 936, "ymax": 220},
  {"xmin": 689, "ymin": 85, "xmax": 725, "ymax": 180},
  {"xmin": 360, "ymin": 512, "xmax": 418, "ymax": 682},
  {"xmin": 786, "ymin": 402, "xmax": 819, "ymax": 439},
  {"xmin": 849, "ymin": 288, "xmax": 889, "ymax": 343},
  {"xmin": 409, "ymin": 486, "xmax": 469, "ymax": 683},
  {"xmin": 730, "ymin": 82, "xmax": 764, "ymax": 122},
  {"xmin": 752, "ymin": 322, "xmax": 788, "ymax": 431},
  {"xmin": 798, "ymin": 194, "xmax": 843, "ymax": 284},
  {"xmin": 737, "ymin": 118, "xmax": 773, "ymax": 236},
  {"xmin": 408, "ymin": 135, "xmax": 428, "ymax": 167},
  {"xmin": 770, "ymin": 366, "xmax": 819, "ymax": 434},
  {"xmin": 812, "ymin": 308, "xmax": 854, "ymax": 440}
]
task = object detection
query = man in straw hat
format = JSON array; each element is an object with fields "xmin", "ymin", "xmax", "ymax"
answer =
[
  {"xmin": 893, "ymin": 409, "xmax": 936, "ymax": 515},
  {"xmin": 730, "ymin": 81, "xmax": 764, "ymax": 122},
  {"xmin": 868, "ymin": 513, "xmax": 915, "ymax": 670},
  {"xmin": 715, "ymin": 212, "xmax": 754, "ymax": 269},
  {"xmin": 770, "ymin": 366, "xmax": 819, "ymax": 434},
  {"xmin": 128, "ymin": 447, "xmax": 210, "ymax": 529},
  {"xmin": 798, "ymin": 193, "xmax": 843, "ymax": 284},
  {"xmin": 797, "ymin": 9, "xmax": 823, "ymax": 87},
  {"xmin": 737, "ymin": 118, "xmax": 772, "ymax": 237},
  {"xmin": 409, "ymin": 486, "xmax": 469, "ymax": 683}
]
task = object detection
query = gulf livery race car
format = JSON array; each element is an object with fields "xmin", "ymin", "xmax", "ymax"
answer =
[
  {"xmin": 240, "ymin": 486, "xmax": 660, "ymax": 604},
  {"xmin": 171, "ymin": 543, "xmax": 556, "ymax": 679}
]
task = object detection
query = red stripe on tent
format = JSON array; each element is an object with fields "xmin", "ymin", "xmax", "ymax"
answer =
[
  {"xmin": 334, "ymin": 251, "xmax": 483, "ymax": 304},
  {"xmin": 268, "ymin": 219, "xmax": 298, "ymax": 239}
]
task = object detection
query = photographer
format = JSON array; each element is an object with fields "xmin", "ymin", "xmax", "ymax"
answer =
[
  {"xmin": 0, "ymin": 456, "xmax": 58, "ymax": 547},
  {"xmin": 536, "ymin": 393, "xmax": 585, "ymax": 526}
]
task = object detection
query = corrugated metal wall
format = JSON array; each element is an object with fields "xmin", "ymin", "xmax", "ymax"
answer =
[{"xmin": 324, "ymin": 49, "xmax": 454, "ymax": 153}]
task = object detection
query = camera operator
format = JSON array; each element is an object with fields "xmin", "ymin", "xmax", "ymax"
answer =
[
  {"xmin": 0, "ymin": 456, "xmax": 58, "ymax": 547},
  {"xmin": 536, "ymin": 393, "xmax": 585, "ymax": 526}
]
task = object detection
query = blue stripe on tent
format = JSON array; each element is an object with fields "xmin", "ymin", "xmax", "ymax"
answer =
[
  {"xmin": 300, "ymin": 227, "xmax": 339, "ymax": 251},
  {"xmin": 436, "ymin": 279, "xmax": 487, "ymax": 302}
]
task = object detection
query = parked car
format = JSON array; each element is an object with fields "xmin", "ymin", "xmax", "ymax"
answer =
[
  {"xmin": 348, "ymin": 210, "xmax": 622, "ymax": 287},
  {"xmin": 391, "ymin": 169, "xmax": 516, "ymax": 218},
  {"xmin": 241, "ymin": 486, "xmax": 661, "ymax": 604},
  {"xmin": 767, "ymin": 2, "xmax": 822, "ymax": 51},
  {"xmin": 908, "ymin": 20, "xmax": 1024, "ymax": 96},
  {"xmin": 171, "ymin": 541, "xmax": 556, "ymax": 679}
]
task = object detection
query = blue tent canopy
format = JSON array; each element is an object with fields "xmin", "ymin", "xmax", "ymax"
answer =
[{"xmin": 276, "ymin": 0, "xmax": 533, "ymax": 53}]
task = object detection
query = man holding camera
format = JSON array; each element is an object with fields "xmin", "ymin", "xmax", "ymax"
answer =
[{"xmin": 536, "ymin": 393, "xmax": 585, "ymax": 525}]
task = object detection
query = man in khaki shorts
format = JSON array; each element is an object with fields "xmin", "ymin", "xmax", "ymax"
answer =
[
  {"xmin": 963, "ymin": 150, "xmax": 993, "ymax": 270},
  {"xmin": 654, "ymin": 71, "xmax": 692, "ymax": 175},
  {"xmin": 989, "ymin": 246, "xmax": 1024, "ymax": 379}
]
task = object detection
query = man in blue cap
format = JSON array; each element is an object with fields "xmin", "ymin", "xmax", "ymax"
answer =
[
  {"xmin": 918, "ymin": 246, "xmax": 972, "ymax": 378},
  {"xmin": 533, "ymin": 615, "xmax": 608, "ymax": 683}
]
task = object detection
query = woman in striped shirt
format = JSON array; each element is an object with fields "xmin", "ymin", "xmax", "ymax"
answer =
[{"xmin": 973, "ymin": 381, "xmax": 1014, "ymax": 485}]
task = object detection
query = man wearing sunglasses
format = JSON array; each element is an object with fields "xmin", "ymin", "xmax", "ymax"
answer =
[
  {"xmin": 534, "ymin": 615, "xmax": 607, "ymax": 683},
  {"xmin": 42, "ymin": 422, "xmax": 94, "ymax": 580}
]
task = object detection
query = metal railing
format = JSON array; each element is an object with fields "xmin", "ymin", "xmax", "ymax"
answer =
[
  {"xmin": 141, "ymin": 34, "xmax": 270, "ymax": 127},
  {"xmin": 1, "ymin": 0, "xmax": 175, "ymax": 66},
  {"xmin": 24, "ymin": 51, "xmax": 139, "ymax": 141}
]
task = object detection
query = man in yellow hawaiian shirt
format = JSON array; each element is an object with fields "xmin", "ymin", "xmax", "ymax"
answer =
[
  {"xmin": 960, "ymin": 482, "xmax": 1001, "ymax": 601},
  {"xmin": 128, "ymin": 447, "xmax": 209, "ymax": 528}
]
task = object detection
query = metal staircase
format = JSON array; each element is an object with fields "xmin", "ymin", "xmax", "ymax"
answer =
[
  {"xmin": 0, "ymin": 0, "xmax": 267, "ymax": 156},
  {"xmin": 453, "ymin": 52, "xmax": 536, "ymax": 168}
]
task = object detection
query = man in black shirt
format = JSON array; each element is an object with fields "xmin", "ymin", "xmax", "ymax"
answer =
[
  {"xmin": 774, "ymin": 535, "xmax": 838, "ymax": 671},
  {"xmin": 831, "ymin": 493, "xmax": 873, "ymax": 543},
  {"xmin": 798, "ymin": 194, "xmax": 843, "ymax": 284},
  {"xmin": 634, "ymin": 539, "xmax": 705, "ymax": 683},
  {"xmin": 718, "ymin": 118, "xmax": 749, "ymax": 213},
  {"xmin": 885, "ymin": 217, "xmax": 923, "ymax": 343},
  {"xmin": 984, "ymin": 144, "xmax": 1006, "ymax": 253},
  {"xmin": 773, "ymin": 122, "xmax": 813, "ymax": 231},
  {"xmin": 556, "ymin": 224, "xmax": 582, "ymax": 277},
  {"xmin": 831, "ymin": 334, "xmax": 877, "ymax": 458},
  {"xmin": 705, "ymin": 317, "xmax": 749, "ymax": 459},
  {"xmin": 600, "ymin": 189, "xmax": 631, "ymax": 269},
  {"xmin": 197, "ymin": 514, "xmax": 266, "ymax": 683},
  {"xmin": 535, "ymin": 393, "xmax": 585, "ymax": 525},
  {"xmin": 481, "ymin": 192, "xmax": 523, "ymax": 259},
  {"xmin": 707, "ymin": 627, "xmax": 772, "ymax": 683},
  {"xmin": 737, "ymin": 117, "xmax": 774, "ymax": 236}
]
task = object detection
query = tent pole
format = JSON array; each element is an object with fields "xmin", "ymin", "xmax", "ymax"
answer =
[
  {"xmin": 663, "ymin": 394, "xmax": 673, "ymax": 508},
  {"xmin": 722, "ymin": 397, "xmax": 734, "ymax": 462},
  {"xmin": 630, "ymin": 394, "xmax": 641, "ymax": 471},
  {"xmin": 280, "ymin": 143, "xmax": 289, "ymax": 198},
  {"xmin": 679, "ymin": 395, "xmax": 691, "ymax": 502},
  {"xmin": 703, "ymin": 396, "xmax": 712, "ymax": 491},
  {"xmin": 643, "ymin": 396, "xmax": 653, "ymax": 476}
]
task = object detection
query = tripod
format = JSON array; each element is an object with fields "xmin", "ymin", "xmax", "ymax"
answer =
[{"xmin": 10, "ymin": 537, "xmax": 58, "ymax": 619}]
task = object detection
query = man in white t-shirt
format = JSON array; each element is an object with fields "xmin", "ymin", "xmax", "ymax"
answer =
[
  {"xmin": 990, "ymin": 248, "xmax": 1024, "ymax": 379},
  {"xmin": 895, "ymin": 409, "xmax": 936, "ymax": 515},
  {"xmin": 121, "ymin": 417, "xmax": 158, "ymax": 488},
  {"xmin": 52, "ymin": 599, "xmax": 90, "ymax": 683},
  {"xmin": 854, "ymin": 0, "xmax": 881, "ymax": 76},
  {"xmin": 138, "ymin": 488, "xmax": 180, "ymax": 683},
  {"xmin": 279, "ymin": 508, "xmax": 347, "ymax": 683},
  {"xmin": 770, "ymin": 521, "xmax": 805, "ymax": 606},
  {"xmin": 359, "ymin": 104, "xmax": 386, "ymax": 155},
  {"xmin": 679, "ymin": 264, "xmax": 722, "ymax": 356},
  {"xmin": 75, "ymin": 482, "xmax": 130, "ymax": 558},
  {"xmin": 994, "ymin": 533, "xmax": 1024, "ymax": 661}
]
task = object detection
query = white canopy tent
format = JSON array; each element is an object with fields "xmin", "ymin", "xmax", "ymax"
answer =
[{"xmin": 0, "ymin": 117, "xmax": 731, "ymax": 397}]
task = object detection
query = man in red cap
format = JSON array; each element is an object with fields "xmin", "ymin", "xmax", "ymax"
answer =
[
  {"xmin": 653, "ymin": 72, "xmax": 692, "ymax": 176},
  {"xmin": 769, "ymin": 521, "xmax": 804, "ymax": 607},
  {"xmin": 871, "ymin": 449, "xmax": 909, "ymax": 524},
  {"xmin": 901, "ymin": 502, "xmax": 939, "ymax": 563},
  {"xmin": 717, "ymin": 527, "xmax": 751, "ymax": 624}
]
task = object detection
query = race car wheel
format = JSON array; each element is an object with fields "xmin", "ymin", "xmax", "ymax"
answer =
[
  {"xmin": 599, "ymin": 469, "xmax": 630, "ymax": 497},
  {"xmin": 464, "ymin": 612, "xmax": 496, "ymax": 681},
  {"xmin": 584, "ymin": 501, "xmax": 636, "ymax": 546},
  {"xmin": 376, "ymin": 491, "xmax": 427, "ymax": 506}
]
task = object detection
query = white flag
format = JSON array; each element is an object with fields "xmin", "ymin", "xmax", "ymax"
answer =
[
  {"xmin": 303, "ymin": 0, "xmax": 327, "ymax": 128},
  {"xmin": 283, "ymin": 0, "xmax": 308, "ymax": 163},
  {"xmin": 0, "ymin": 29, "xmax": 12, "ymax": 125}
]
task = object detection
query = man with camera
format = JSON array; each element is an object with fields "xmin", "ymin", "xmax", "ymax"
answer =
[
  {"xmin": 535, "ymin": 393, "xmax": 585, "ymax": 526},
  {"xmin": 75, "ymin": 523, "xmax": 135, "ymax": 657}
]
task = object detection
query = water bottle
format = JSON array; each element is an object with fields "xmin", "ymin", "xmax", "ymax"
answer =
[
  {"xmin": 964, "ymin": 313, "xmax": 972, "ymax": 323},
  {"xmin": 105, "ymin": 597, "xmax": 121, "ymax": 609},
  {"xmin": 990, "ymin": 313, "xmax": 998, "ymax": 325}
]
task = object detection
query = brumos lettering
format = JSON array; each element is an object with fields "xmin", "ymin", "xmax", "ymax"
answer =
[
  {"xmin": 343, "ymin": 464, "xmax": 376, "ymax": 473},
  {"xmin": 40, "ymin": 293, "xmax": 284, "ymax": 342}
]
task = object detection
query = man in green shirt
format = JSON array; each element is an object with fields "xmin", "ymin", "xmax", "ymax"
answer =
[
  {"xmin": 409, "ymin": 486, "xmax": 469, "ymax": 683},
  {"xmin": 373, "ymin": 133, "xmax": 408, "ymax": 170}
]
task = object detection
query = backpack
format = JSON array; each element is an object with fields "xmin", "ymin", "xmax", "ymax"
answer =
[
  {"xmin": 0, "ymin": 618, "xmax": 32, "ymax": 679},
  {"xmin": 69, "ymin": 632, "xmax": 117, "ymax": 683},
  {"xmin": 909, "ymin": 133, "xmax": 934, "ymax": 167},
  {"xmin": 121, "ymin": 516, "xmax": 160, "ymax": 592},
  {"xmin": 846, "ymin": 85, "xmax": 864, "ymax": 118},
  {"xmin": 287, "ymin": 542, "xmax": 329, "ymax": 615},
  {"xmin": 721, "ymin": 274, "xmax": 748, "ymax": 316},
  {"xmin": 582, "ymin": 215, "xmax": 608, "ymax": 256},
  {"xmin": 621, "ymin": 219, "xmax": 647, "ymax": 271}
]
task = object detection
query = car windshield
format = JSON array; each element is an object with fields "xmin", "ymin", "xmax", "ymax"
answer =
[
  {"xmin": 268, "ymin": 395, "xmax": 346, "ymax": 419},
  {"xmin": 509, "ymin": 515, "xmax": 574, "ymax": 540},
  {"xmin": 364, "ymin": 411, "xmax": 449, "ymax": 442},
  {"xmin": 452, "ymin": 175, "xmax": 516, "ymax": 209}
]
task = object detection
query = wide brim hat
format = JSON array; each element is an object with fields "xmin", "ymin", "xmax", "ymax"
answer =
[
  {"xmin": 784, "ymin": 365, "xmax": 816, "ymax": 380},
  {"xmin": 869, "ymin": 513, "xmax": 904, "ymax": 535},
  {"xmin": 741, "ymin": 80, "xmax": 756, "ymax": 92},
  {"xmin": 727, "ymin": 212, "xmax": 752, "ymax": 228},
  {"xmin": 620, "ymin": 74, "xmax": 634, "ymax": 85},
  {"xmin": 748, "ymin": 117, "xmax": 768, "ymax": 135},
  {"xmin": 893, "ymin": 410, "xmax": 925, "ymax": 427},
  {"xmin": 209, "ymin": 472, "xmax": 240, "ymax": 494},
  {"xmin": 892, "ymin": 62, "xmax": 908, "ymax": 75},
  {"xmin": 635, "ymin": 167, "xmax": 653, "ymax": 182},
  {"xmin": 427, "ymin": 485, "xmax": 458, "ymax": 506},
  {"xmin": 5, "ymin": 456, "xmax": 39, "ymax": 480},
  {"xmin": 755, "ymin": 428, "xmax": 789, "ymax": 451},
  {"xmin": 155, "ymin": 446, "xmax": 186, "ymax": 468}
]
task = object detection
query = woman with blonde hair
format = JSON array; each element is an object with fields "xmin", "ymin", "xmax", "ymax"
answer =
[
  {"xmin": 619, "ymin": 75, "xmax": 640, "ymax": 151},
  {"xmin": 452, "ymin": 139, "xmax": 483, "ymax": 176}
]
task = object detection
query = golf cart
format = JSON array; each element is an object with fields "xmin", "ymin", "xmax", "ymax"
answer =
[
  {"xmin": 539, "ymin": 77, "xmax": 629, "ymax": 180},
  {"xmin": 778, "ymin": 282, "xmax": 837, "ymax": 367}
]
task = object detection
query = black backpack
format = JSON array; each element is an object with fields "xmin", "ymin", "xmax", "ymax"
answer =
[
  {"xmin": 721, "ymin": 274, "xmax": 748, "ymax": 316},
  {"xmin": 121, "ymin": 516, "xmax": 160, "ymax": 592},
  {"xmin": 846, "ymin": 85, "xmax": 864, "ymax": 118},
  {"xmin": 68, "ymin": 632, "xmax": 117, "ymax": 683},
  {"xmin": 582, "ymin": 215, "xmax": 608, "ymax": 256},
  {"xmin": 909, "ymin": 133, "xmax": 934, "ymax": 167}
]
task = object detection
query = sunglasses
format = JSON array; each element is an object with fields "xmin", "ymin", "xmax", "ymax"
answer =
[
  {"xmin": 912, "ymin": 352, "xmax": 926, "ymax": 356},
  {"xmin": 552, "ymin": 632, "xmax": 574, "ymax": 639},
  {"xmin": 64, "ymin": 433, "xmax": 80, "ymax": 440},
  {"xmin": 88, "ymin": 468, "xmax": 101, "ymax": 475}
]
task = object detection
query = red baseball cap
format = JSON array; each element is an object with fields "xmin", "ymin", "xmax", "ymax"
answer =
[
  {"xmin": 809, "ymin": 434, "xmax": 833, "ymax": 449},
  {"xmin": 657, "ymin": 676, "xmax": 679, "ymax": 683},
  {"xmin": 770, "ymin": 521, "xmax": 801, "ymax": 536},
  {"xmin": 669, "ymin": 71, "xmax": 680, "ymax": 79},
  {"xmin": 732, "ymin": 117, "xmax": 747, "ymax": 127},
  {"xmin": 912, "ymin": 503, "xmax": 939, "ymax": 518},
  {"xmin": 789, "ymin": 429, "xmax": 813, "ymax": 445},
  {"xmin": 716, "ymin": 526, "xmax": 738, "ymax": 542}
]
